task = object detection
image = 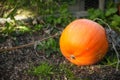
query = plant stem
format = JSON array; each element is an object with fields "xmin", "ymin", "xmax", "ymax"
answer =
[
  {"xmin": 0, "ymin": 32, "xmax": 61, "ymax": 52},
  {"xmin": 94, "ymin": 18, "xmax": 120, "ymax": 71}
]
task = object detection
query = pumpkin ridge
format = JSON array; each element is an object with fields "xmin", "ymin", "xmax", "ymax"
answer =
[
  {"xmin": 79, "ymin": 30, "xmax": 108, "ymax": 60},
  {"xmin": 73, "ymin": 25, "xmax": 101, "ymax": 57}
]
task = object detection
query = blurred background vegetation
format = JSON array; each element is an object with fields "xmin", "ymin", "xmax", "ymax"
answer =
[
  {"xmin": 0, "ymin": 0, "xmax": 120, "ymax": 35},
  {"xmin": 0, "ymin": 0, "xmax": 75, "ymax": 37}
]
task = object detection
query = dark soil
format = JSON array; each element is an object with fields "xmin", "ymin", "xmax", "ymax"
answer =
[{"xmin": 0, "ymin": 30, "xmax": 120, "ymax": 80}]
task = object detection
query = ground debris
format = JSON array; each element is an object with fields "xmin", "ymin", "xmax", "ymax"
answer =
[{"xmin": 0, "ymin": 29, "xmax": 120, "ymax": 80}]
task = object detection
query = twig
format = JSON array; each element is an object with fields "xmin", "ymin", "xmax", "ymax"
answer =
[
  {"xmin": 94, "ymin": 18, "xmax": 120, "ymax": 71},
  {"xmin": 111, "ymin": 40, "xmax": 120, "ymax": 71},
  {"xmin": 93, "ymin": 18, "xmax": 112, "ymax": 31},
  {"xmin": 100, "ymin": 61, "xmax": 120, "ymax": 68},
  {"xmin": 0, "ymin": 32, "xmax": 60, "ymax": 52}
]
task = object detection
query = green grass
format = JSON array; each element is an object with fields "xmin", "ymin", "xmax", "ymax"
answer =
[
  {"xmin": 28, "ymin": 62, "xmax": 54, "ymax": 80},
  {"xmin": 100, "ymin": 52, "xmax": 119, "ymax": 68},
  {"xmin": 28, "ymin": 62, "xmax": 79, "ymax": 80}
]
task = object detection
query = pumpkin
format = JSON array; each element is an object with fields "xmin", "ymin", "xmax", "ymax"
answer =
[{"xmin": 59, "ymin": 19, "xmax": 108, "ymax": 65}]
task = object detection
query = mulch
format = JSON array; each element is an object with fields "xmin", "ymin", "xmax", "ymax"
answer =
[{"xmin": 0, "ymin": 28, "xmax": 120, "ymax": 80}]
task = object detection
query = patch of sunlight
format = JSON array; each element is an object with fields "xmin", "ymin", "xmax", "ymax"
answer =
[
  {"xmin": 14, "ymin": 8, "xmax": 36, "ymax": 20},
  {"xmin": 16, "ymin": 26, "xmax": 31, "ymax": 32}
]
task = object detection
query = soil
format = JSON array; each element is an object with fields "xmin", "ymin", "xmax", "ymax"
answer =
[{"xmin": 0, "ymin": 28, "xmax": 120, "ymax": 80}]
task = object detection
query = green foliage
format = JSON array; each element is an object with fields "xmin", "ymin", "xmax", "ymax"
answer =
[
  {"xmin": 87, "ymin": 4, "xmax": 120, "ymax": 31},
  {"xmin": 0, "ymin": 0, "xmax": 74, "ymax": 36},
  {"xmin": 87, "ymin": 1, "xmax": 120, "ymax": 69},
  {"xmin": 28, "ymin": 62, "xmax": 77, "ymax": 80},
  {"xmin": 34, "ymin": 0, "xmax": 58, "ymax": 15},
  {"xmin": 0, "ymin": 0, "xmax": 28, "ymax": 18},
  {"xmin": 87, "ymin": 9, "xmax": 105, "ymax": 20},
  {"xmin": 0, "ymin": 20, "xmax": 32, "ymax": 37},
  {"xmin": 31, "ymin": 62, "xmax": 53, "ymax": 76},
  {"xmin": 100, "ymin": 53, "xmax": 118, "ymax": 68},
  {"xmin": 2, "ymin": 22, "xmax": 15, "ymax": 35},
  {"xmin": 106, "ymin": 0, "xmax": 116, "ymax": 9},
  {"xmin": 36, "ymin": 38, "xmax": 60, "ymax": 57},
  {"xmin": 15, "ymin": 25, "xmax": 31, "ymax": 34},
  {"xmin": 111, "ymin": 15, "xmax": 120, "ymax": 29},
  {"xmin": 42, "ymin": 2, "xmax": 75, "ymax": 27},
  {"xmin": 58, "ymin": 64, "xmax": 76, "ymax": 80},
  {"xmin": 105, "ymin": 8, "xmax": 117, "ymax": 17},
  {"xmin": 1, "ymin": 0, "xmax": 74, "ymax": 19},
  {"xmin": 33, "ymin": 24, "xmax": 43, "ymax": 32},
  {"xmin": 28, "ymin": 62, "xmax": 54, "ymax": 80}
]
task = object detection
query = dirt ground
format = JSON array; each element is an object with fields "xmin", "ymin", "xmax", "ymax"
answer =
[{"xmin": 0, "ymin": 30, "xmax": 120, "ymax": 80}]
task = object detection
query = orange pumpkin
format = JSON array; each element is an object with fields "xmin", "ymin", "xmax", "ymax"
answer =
[{"xmin": 59, "ymin": 19, "xmax": 108, "ymax": 65}]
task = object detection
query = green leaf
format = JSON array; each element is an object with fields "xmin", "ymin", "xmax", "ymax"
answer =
[
  {"xmin": 105, "ymin": 8, "xmax": 117, "ymax": 17},
  {"xmin": 8, "ymin": 0, "xmax": 14, "ymax": 3},
  {"xmin": 30, "ymin": 62, "xmax": 54, "ymax": 76},
  {"xmin": 87, "ymin": 9, "xmax": 104, "ymax": 19},
  {"xmin": 111, "ymin": 15, "xmax": 120, "ymax": 28},
  {"xmin": 112, "ymin": 15, "xmax": 120, "ymax": 22}
]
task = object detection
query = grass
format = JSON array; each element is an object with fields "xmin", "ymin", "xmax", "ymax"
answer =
[
  {"xmin": 27, "ymin": 49, "xmax": 120, "ymax": 80},
  {"xmin": 100, "ymin": 52, "xmax": 119, "ymax": 68},
  {"xmin": 28, "ymin": 62, "xmax": 79, "ymax": 80},
  {"xmin": 28, "ymin": 62, "xmax": 54, "ymax": 80}
]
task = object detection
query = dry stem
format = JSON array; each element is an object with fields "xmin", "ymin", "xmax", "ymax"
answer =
[
  {"xmin": 0, "ymin": 32, "xmax": 60, "ymax": 52},
  {"xmin": 94, "ymin": 18, "xmax": 120, "ymax": 71}
]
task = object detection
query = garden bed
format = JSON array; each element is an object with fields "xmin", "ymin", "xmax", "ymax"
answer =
[{"xmin": 0, "ymin": 30, "xmax": 120, "ymax": 80}]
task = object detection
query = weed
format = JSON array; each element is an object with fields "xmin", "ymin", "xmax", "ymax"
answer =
[
  {"xmin": 100, "ymin": 52, "xmax": 119, "ymax": 68},
  {"xmin": 28, "ymin": 62, "xmax": 54, "ymax": 80},
  {"xmin": 58, "ymin": 64, "xmax": 77, "ymax": 80},
  {"xmin": 36, "ymin": 38, "xmax": 60, "ymax": 57},
  {"xmin": 28, "ymin": 62, "xmax": 78, "ymax": 80}
]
